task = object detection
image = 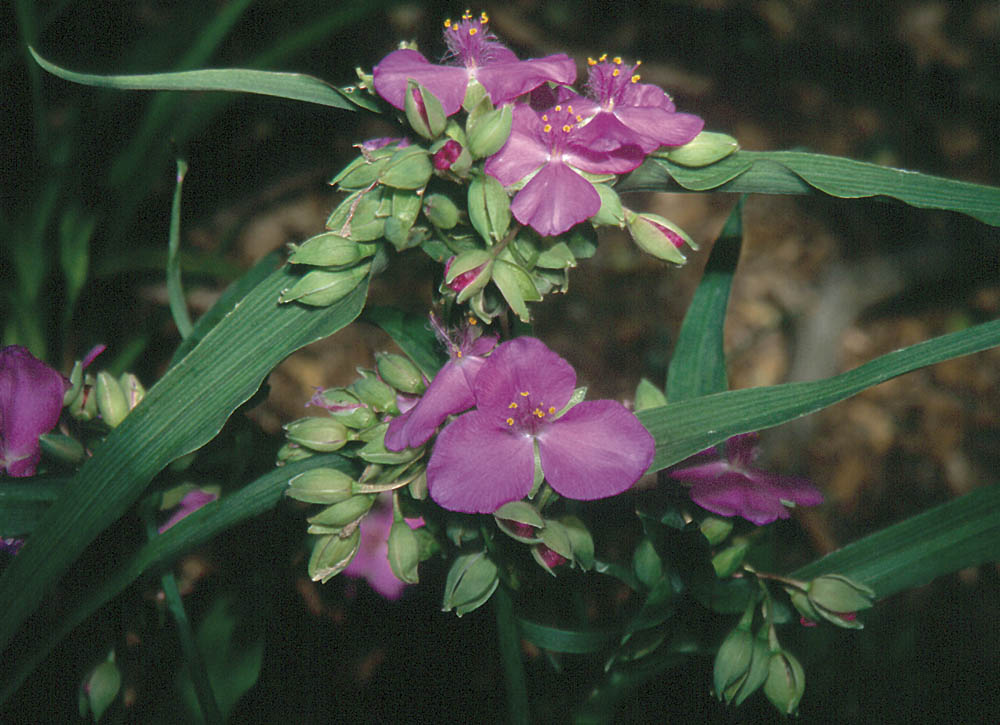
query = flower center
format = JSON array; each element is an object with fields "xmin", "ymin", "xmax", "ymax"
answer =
[
  {"xmin": 443, "ymin": 10, "xmax": 502, "ymax": 69},
  {"xmin": 538, "ymin": 104, "xmax": 584, "ymax": 156},
  {"xmin": 585, "ymin": 54, "xmax": 642, "ymax": 110},
  {"xmin": 503, "ymin": 389, "xmax": 557, "ymax": 435}
]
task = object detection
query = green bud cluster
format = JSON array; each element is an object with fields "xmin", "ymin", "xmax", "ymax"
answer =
[{"xmin": 493, "ymin": 501, "xmax": 595, "ymax": 576}]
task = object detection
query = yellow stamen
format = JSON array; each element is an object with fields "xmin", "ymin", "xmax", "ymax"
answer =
[
  {"xmin": 543, "ymin": 124, "xmax": 552, "ymax": 133},
  {"xmin": 469, "ymin": 28, "xmax": 477, "ymax": 35},
  {"xmin": 548, "ymin": 406, "xmax": 555, "ymax": 414},
  {"xmin": 612, "ymin": 69, "xmax": 620, "ymax": 77},
  {"xmin": 576, "ymin": 114, "xmax": 583, "ymax": 122},
  {"xmin": 468, "ymin": 316, "xmax": 477, "ymax": 325},
  {"xmin": 444, "ymin": 19, "xmax": 452, "ymax": 28},
  {"xmin": 520, "ymin": 391, "xmax": 530, "ymax": 397},
  {"xmin": 507, "ymin": 418, "xmax": 514, "ymax": 426},
  {"xmin": 562, "ymin": 124, "xmax": 572, "ymax": 133},
  {"xmin": 456, "ymin": 350, "xmax": 463, "ymax": 358},
  {"xmin": 554, "ymin": 105, "xmax": 562, "ymax": 112},
  {"xmin": 509, "ymin": 402, "xmax": 518, "ymax": 409},
  {"xmin": 635, "ymin": 60, "xmax": 642, "ymax": 67},
  {"xmin": 631, "ymin": 74, "xmax": 641, "ymax": 83},
  {"xmin": 462, "ymin": 9, "xmax": 473, "ymax": 20},
  {"xmin": 613, "ymin": 56, "xmax": 622, "ymax": 64},
  {"xmin": 587, "ymin": 57, "xmax": 597, "ymax": 66},
  {"xmin": 534, "ymin": 409, "xmax": 544, "ymax": 418},
  {"xmin": 599, "ymin": 53, "xmax": 607, "ymax": 62},
  {"xmin": 480, "ymin": 11, "xmax": 489, "ymax": 22}
]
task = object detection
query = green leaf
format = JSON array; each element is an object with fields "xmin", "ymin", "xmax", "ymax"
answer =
[
  {"xmin": 0, "ymin": 266, "xmax": 369, "ymax": 659},
  {"xmin": 665, "ymin": 198, "xmax": 742, "ymax": 402},
  {"xmin": 0, "ymin": 478, "xmax": 67, "ymax": 538},
  {"xmin": 0, "ymin": 454, "xmax": 353, "ymax": 705},
  {"xmin": 361, "ymin": 306, "xmax": 446, "ymax": 380},
  {"xmin": 619, "ymin": 151, "xmax": 1000, "ymax": 227},
  {"xmin": 640, "ymin": 317, "xmax": 1000, "ymax": 471},
  {"xmin": 167, "ymin": 158, "xmax": 194, "ymax": 339},
  {"xmin": 517, "ymin": 618, "xmax": 616, "ymax": 654},
  {"xmin": 790, "ymin": 483, "xmax": 1000, "ymax": 599},
  {"xmin": 29, "ymin": 46, "xmax": 368, "ymax": 112}
]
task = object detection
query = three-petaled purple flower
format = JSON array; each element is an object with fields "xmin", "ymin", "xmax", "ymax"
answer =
[
  {"xmin": 570, "ymin": 55, "xmax": 704, "ymax": 153},
  {"xmin": 426, "ymin": 337, "xmax": 655, "ymax": 514},
  {"xmin": 0, "ymin": 346, "xmax": 68, "ymax": 477},
  {"xmin": 484, "ymin": 97, "xmax": 645, "ymax": 236},
  {"xmin": 667, "ymin": 433, "xmax": 823, "ymax": 525},
  {"xmin": 343, "ymin": 495, "xmax": 424, "ymax": 600},
  {"xmin": 373, "ymin": 10, "xmax": 576, "ymax": 118},
  {"xmin": 385, "ymin": 316, "xmax": 498, "ymax": 451}
]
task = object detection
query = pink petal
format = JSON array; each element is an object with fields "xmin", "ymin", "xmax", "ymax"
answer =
[
  {"xmin": 384, "ymin": 359, "xmax": 477, "ymax": 450},
  {"xmin": 372, "ymin": 49, "xmax": 470, "ymax": 116},
  {"xmin": 483, "ymin": 106, "xmax": 550, "ymax": 186},
  {"xmin": 614, "ymin": 107, "xmax": 704, "ymax": 147},
  {"xmin": 476, "ymin": 53, "xmax": 577, "ymax": 105},
  {"xmin": 427, "ymin": 412, "xmax": 535, "ymax": 513},
  {"xmin": 510, "ymin": 163, "xmax": 601, "ymax": 236},
  {"xmin": 537, "ymin": 400, "xmax": 654, "ymax": 500},
  {"xmin": 473, "ymin": 338, "xmax": 576, "ymax": 417},
  {"xmin": 689, "ymin": 472, "xmax": 792, "ymax": 526},
  {"xmin": 0, "ymin": 346, "xmax": 68, "ymax": 477}
]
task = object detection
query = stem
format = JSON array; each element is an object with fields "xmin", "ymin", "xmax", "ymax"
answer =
[{"xmin": 494, "ymin": 585, "xmax": 530, "ymax": 725}]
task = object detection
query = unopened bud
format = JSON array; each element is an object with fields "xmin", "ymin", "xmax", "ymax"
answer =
[
  {"xmin": 95, "ymin": 371, "xmax": 129, "ymax": 428},
  {"xmin": 388, "ymin": 520, "xmax": 420, "ymax": 584},
  {"xmin": 634, "ymin": 377, "xmax": 668, "ymax": 412},
  {"xmin": 276, "ymin": 442, "xmax": 313, "ymax": 465},
  {"xmin": 308, "ymin": 528, "xmax": 361, "ymax": 583},
  {"xmin": 467, "ymin": 104, "xmax": 513, "ymax": 159},
  {"xmin": 325, "ymin": 189, "xmax": 385, "ymax": 242},
  {"xmin": 379, "ymin": 145, "xmax": 433, "ymax": 190},
  {"xmin": 330, "ymin": 153, "xmax": 388, "ymax": 189},
  {"xmin": 288, "ymin": 232, "xmax": 375, "ymax": 268},
  {"xmin": 442, "ymin": 551, "xmax": 499, "ymax": 616},
  {"xmin": 699, "ymin": 516, "xmax": 734, "ymax": 546},
  {"xmin": 432, "ymin": 139, "xmax": 464, "ymax": 171},
  {"xmin": 763, "ymin": 649, "xmax": 806, "ymax": 715},
  {"xmin": 350, "ymin": 371, "xmax": 399, "ymax": 414},
  {"xmin": 284, "ymin": 417, "xmax": 349, "ymax": 452},
  {"xmin": 590, "ymin": 184, "xmax": 625, "ymax": 227},
  {"xmin": 626, "ymin": 210, "xmax": 694, "ymax": 264},
  {"xmin": 467, "ymin": 173, "xmax": 511, "ymax": 243},
  {"xmin": 711, "ymin": 541, "xmax": 749, "ymax": 578},
  {"xmin": 404, "ymin": 80, "xmax": 446, "ymax": 140},
  {"xmin": 375, "ymin": 352, "xmax": 426, "ymax": 395},
  {"xmin": 278, "ymin": 262, "xmax": 370, "ymax": 307},
  {"xmin": 714, "ymin": 624, "xmax": 754, "ymax": 700},
  {"xmin": 79, "ymin": 652, "xmax": 121, "ymax": 723},
  {"xmin": 308, "ymin": 494, "xmax": 376, "ymax": 529},
  {"xmin": 313, "ymin": 388, "xmax": 377, "ymax": 430},
  {"xmin": 560, "ymin": 514, "xmax": 595, "ymax": 570},
  {"xmin": 118, "ymin": 372, "xmax": 145, "ymax": 411},
  {"xmin": 68, "ymin": 377, "xmax": 98, "ymax": 422},
  {"xmin": 286, "ymin": 467, "xmax": 356, "ymax": 504},
  {"xmin": 662, "ymin": 131, "xmax": 739, "ymax": 167},
  {"xmin": 423, "ymin": 193, "xmax": 461, "ymax": 229},
  {"xmin": 444, "ymin": 251, "xmax": 493, "ymax": 302}
]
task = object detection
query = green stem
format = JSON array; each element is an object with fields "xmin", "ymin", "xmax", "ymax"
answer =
[{"xmin": 494, "ymin": 585, "xmax": 530, "ymax": 725}]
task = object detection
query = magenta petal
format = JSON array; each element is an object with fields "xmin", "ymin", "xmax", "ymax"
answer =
[
  {"xmin": 571, "ymin": 112, "xmax": 644, "ymax": 152},
  {"xmin": 427, "ymin": 412, "xmax": 535, "ymax": 513},
  {"xmin": 750, "ymin": 471, "xmax": 825, "ymax": 507},
  {"xmin": 725, "ymin": 433, "xmax": 759, "ymax": 467},
  {"xmin": 537, "ymin": 400, "xmax": 654, "ymax": 500},
  {"xmin": 614, "ymin": 107, "xmax": 704, "ymax": 147},
  {"xmin": 626, "ymin": 83, "xmax": 677, "ymax": 111},
  {"xmin": 668, "ymin": 459, "xmax": 734, "ymax": 483},
  {"xmin": 0, "ymin": 346, "xmax": 68, "ymax": 477},
  {"xmin": 474, "ymin": 338, "xmax": 576, "ymax": 416},
  {"xmin": 476, "ymin": 53, "xmax": 577, "ymax": 105},
  {"xmin": 511, "ymin": 163, "xmax": 600, "ymax": 236},
  {"xmin": 372, "ymin": 49, "xmax": 470, "ymax": 115},
  {"xmin": 383, "ymin": 360, "xmax": 476, "ymax": 450},
  {"xmin": 564, "ymin": 142, "xmax": 646, "ymax": 176},
  {"xmin": 484, "ymin": 106, "xmax": 550, "ymax": 185},
  {"xmin": 689, "ymin": 472, "xmax": 793, "ymax": 525}
]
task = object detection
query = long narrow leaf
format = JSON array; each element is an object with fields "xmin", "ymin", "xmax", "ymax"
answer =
[
  {"xmin": 29, "ymin": 47, "xmax": 367, "ymax": 112},
  {"xmin": 665, "ymin": 198, "xmax": 742, "ymax": 401},
  {"xmin": 619, "ymin": 151, "xmax": 1000, "ymax": 227},
  {"xmin": 0, "ymin": 268, "xmax": 369, "ymax": 657},
  {"xmin": 0, "ymin": 454, "xmax": 353, "ymax": 706},
  {"xmin": 640, "ymin": 318, "xmax": 1000, "ymax": 471},
  {"xmin": 167, "ymin": 159, "xmax": 194, "ymax": 339}
]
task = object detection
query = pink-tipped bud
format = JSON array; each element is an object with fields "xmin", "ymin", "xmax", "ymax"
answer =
[{"xmin": 433, "ymin": 139, "xmax": 464, "ymax": 170}]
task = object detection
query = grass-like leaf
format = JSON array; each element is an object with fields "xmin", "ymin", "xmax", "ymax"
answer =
[
  {"xmin": 641, "ymin": 317, "xmax": 1000, "ymax": 471},
  {"xmin": 0, "ymin": 267, "xmax": 368, "ymax": 658}
]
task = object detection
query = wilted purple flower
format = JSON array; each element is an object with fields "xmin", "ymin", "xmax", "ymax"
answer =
[
  {"xmin": 384, "ymin": 316, "xmax": 498, "ymax": 450},
  {"xmin": 344, "ymin": 496, "xmax": 424, "ymax": 600},
  {"xmin": 373, "ymin": 11, "xmax": 576, "ymax": 117},
  {"xmin": 484, "ymin": 100, "xmax": 645, "ymax": 236},
  {"xmin": 667, "ymin": 433, "xmax": 823, "ymax": 525},
  {"xmin": 0, "ymin": 346, "xmax": 69, "ymax": 477},
  {"xmin": 427, "ymin": 337, "xmax": 655, "ymax": 514},
  {"xmin": 158, "ymin": 489, "xmax": 218, "ymax": 533},
  {"xmin": 570, "ymin": 55, "xmax": 704, "ymax": 153}
]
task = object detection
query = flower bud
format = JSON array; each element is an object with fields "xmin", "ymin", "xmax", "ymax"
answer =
[
  {"xmin": 711, "ymin": 540, "xmax": 749, "ymax": 578},
  {"xmin": 662, "ymin": 131, "xmax": 739, "ymax": 167},
  {"xmin": 308, "ymin": 528, "xmax": 362, "ymax": 583},
  {"xmin": 78, "ymin": 652, "xmax": 121, "ymax": 722},
  {"xmin": 63, "ymin": 360, "xmax": 84, "ymax": 407},
  {"xmin": 804, "ymin": 574, "xmax": 875, "ymax": 629},
  {"xmin": 330, "ymin": 154, "xmax": 389, "ymax": 189},
  {"xmin": 308, "ymin": 494, "xmax": 376, "ymax": 529},
  {"xmin": 730, "ymin": 626, "xmax": 771, "ymax": 706},
  {"xmin": 276, "ymin": 442, "xmax": 313, "ymax": 465},
  {"xmin": 467, "ymin": 103, "xmax": 513, "ymax": 159},
  {"xmin": 358, "ymin": 430, "xmax": 423, "ymax": 465},
  {"xmin": 375, "ymin": 352, "xmax": 426, "ymax": 395},
  {"xmin": 560, "ymin": 515, "xmax": 595, "ymax": 571},
  {"xmin": 532, "ymin": 544, "xmax": 568, "ymax": 572},
  {"xmin": 633, "ymin": 377, "xmax": 668, "ymax": 412},
  {"xmin": 286, "ymin": 467, "xmax": 356, "ymax": 504},
  {"xmin": 350, "ymin": 371, "xmax": 399, "ymax": 414},
  {"xmin": 288, "ymin": 232, "xmax": 375, "ymax": 268},
  {"xmin": 278, "ymin": 262, "xmax": 370, "ymax": 307},
  {"xmin": 468, "ymin": 173, "xmax": 511, "ymax": 243},
  {"xmin": 590, "ymin": 184, "xmax": 625, "ymax": 227},
  {"xmin": 444, "ymin": 251, "xmax": 494, "ymax": 302},
  {"xmin": 404, "ymin": 80, "xmax": 446, "ymax": 140},
  {"xmin": 325, "ymin": 189, "xmax": 385, "ymax": 242},
  {"xmin": 284, "ymin": 417, "xmax": 349, "ymax": 452},
  {"xmin": 442, "ymin": 551, "xmax": 499, "ymax": 617},
  {"xmin": 632, "ymin": 537, "xmax": 663, "ymax": 591},
  {"xmin": 408, "ymin": 470, "xmax": 428, "ymax": 500},
  {"xmin": 38, "ymin": 432, "xmax": 86, "ymax": 464},
  {"xmin": 68, "ymin": 377, "xmax": 98, "ymax": 422},
  {"xmin": 118, "ymin": 372, "xmax": 145, "ymax": 411},
  {"xmin": 379, "ymin": 145, "xmax": 433, "ymax": 190},
  {"xmin": 625, "ymin": 210, "xmax": 693, "ymax": 264},
  {"xmin": 95, "ymin": 371, "xmax": 129, "ymax": 428},
  {"xmin": 432, "ymin": 139, "xmax": 464, "ymax": 171},
  {"xmin": 763, "ymin": 649, "xmax": 806, "ymax": 715},
  {"xmin": 494, "ymin": 501, "xmax": 544, "ymax": 543},
  {"xmin": 388, "ymin": 519, "xmax": 420, "ymax": 584},
  {"xmin": 312, "ymin": 387, "xmax": 377, "ymax": 429},
  {"xmin": 423, "ymin": 193, "xmax": 461, "ymax": 229},
  {"xmin": 714, "ymin": 624, "xmax": 754, "ymax": 700},
  {"xmin": 699, "ymin": 516, "xmax": 734, "ymax": 546},
  {"xmin": 491, "ymin": 258, "xmax": 540, "ymax": 323}
]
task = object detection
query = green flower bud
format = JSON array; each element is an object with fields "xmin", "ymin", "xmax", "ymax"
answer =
[
  {"xmin": 308, "ymin": 494, "xmax": 376, "ymax": 529},
  {"xmin": 388, "ymin": 520, "xmax": 420, "ymax": 584},
  {"xmin": 423, "ymin": 193, "xmax": 461, "ymax": 229},
  {"xmin": 314, "ymin": 388, "xmax": 377, "ymax": 429},
  {"xmin": 68, "ymin": 376, "xmax": 98, "ymax": 422},
  {"xmin": 325, "ymin": 188, "xmax": 385, "ymax": 242},
  {"xmin": 625, "ymin": 210, "xmax": 693, "ymax": 264},
  {"xmin": 534, "ymin": 241, "xmax": 578, "ymax": 270},
  {"xmin": 95, "ymin": 371, "xmax": 129, "ymax": 428},
  {"xmin": 330, "ymin": 154, "xmax": 388, "ymax": 189},
  {"xmin": 445, "ymin": 250, "xmax": 494, "ymax": 304},
  {"xmin": 632, "ymin": 537, "xmax": 663, "ymax": 590},
  {"xmin": 276, "ymin": 442, "xmax": 313, "ymax": 465},
  {"xmin": 492, "ymin": 258, "xmax": 541, "ymax": 323},
  {"xmin": 442, "ymin": 551, "xmax": 499, "ymax": 617},
  {"xmin": 64, "ymin": 360, "xmax": 84, "ymax": 407},
  {"xmin": 278, "ymin": 262, "xmax": 370, "ymax": 307},
  {"xmin": 560, "ymin": 514, "xmax": 595, "ymax": 571},
  {"xmin": 288, "ymin": 232, "xmax": 375, "ymax": 268},
  {"xmin": 763, "ymin": 649, "xmax": 806, "ymax": 715},
  {"xmin": 358, "ymin": 430, "xmax": 422, "ymax": 465},
  {"xmin": 38, "ymin": 432, "xmax": 85, "ymax": 464},
  {"xmin": 468, "ymin": 173, "xmax": 511, "ymax": 243},
  {"xmin": 404, "ymin": 79, "xmax": 447, "ymax": 140},
  {"xmin": 805, "ymin": 574, "xmax": 875, "ymax": 629},
  {"xmin": 350, "ymin": 371, "xmax": 399, "ymax": 414},
  {"xmin": 408, "ymin": 470, "xmax": 428, "ymax": 500},
  {"xmin": 730, "ymin": 626, "xmax": 771, "ymax": 706},
  {"xmin": 308, "ymin": 528, "xmax": 362, "ymax": 583},
  {"xmin": 634, "ymin": 378, "xmax": 668, "ymax": 412},
  {"xmin": 375, "ymin": 352, "xmax": 426, "ymax": 395},
  {"xmin": 714, "ymin": 624, "xmax": 755, "ymax": 700},
  {"xmin": 118, "ymin": 372, "xmax": 145, "ymax": 411},
  {"xmin": 711, "ymin": 541, "xmax": 749, "ymax": 578},
  {"xmin": 79, "ymin": 652, "xmax": 121, "ymax": 722},
  {"xmin": 787, "ymin": 588, "xmax": 822, "ymax": 624},
  {"xmin": 379, "ymin": 146, "xmax": 433, "ymax": 190},
  {"xmin": 662, "ymin": 131, "xmax": 740, "ymax": 167},
  {"xmin": 284, "ymin": 417, "xmax": 349, "ymax": 452},
  {"xmin": 590, "ymin": 184, "xmax": 625, "ymax": 227},
  {"xmin": 286, "ymin": 467, "xmax": 356, "ymax": 504},
  {"xmin": 467, "ymin": 103, "xmax": 513, "ymax": 159}
]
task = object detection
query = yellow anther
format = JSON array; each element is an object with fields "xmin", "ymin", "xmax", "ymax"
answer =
[
  {"xmin": 613, "ymin": 56, "xmax": 622, "ymax": 64},
  {"xmin": 481, "ymin": 11, "xmax": 489, "ymax": 22},
  {"xmin": 631, "ymin": 74, "xmax": 641, "ymax": 83},
  {"xmin": 635, "ymin": 60, "xmax": 642, "ymax": 66},
  {"xmin": 548, "ymin": 406, "xmax": 555, "ymax": 414},
  {"xmin": 456, "ymin": 350, "xmax": 463, "ymax": 358},
  {"xmin": 576, "ymin": 114, "xmax": 583, "ymax": 122},
  {"xmin": 463, "ymin": 9, "xmax": 473, "ymax": 19},
  {"xmin": 543, "ymin": 124, "xmax": 552, "ymax": 133},
  {"xmin": 509, "ymin": 402, "xmax": 518, "ymax": 409},
  {"xmin": 587, "ymin": 57, "xmax": 597, "ymax": 66},
  {"xmin": 468, "ymin": 316, "xmax": 478, "ymax": 325},
  {"xmin": 507, "ymin": 418, "xmax": 514, "ymax": 426},
  {"xmin": 554, "ymin": 105, "xmax": 562, "ymax": 111},
  {"xmin": 469, "ymin": 27, "xmax": 478, "ymax": 35},
  {"xmin": 612, "ymin": 69, "xmax": 620, "ymax": 77},
  {"xmin": 599, "ymin": 53, "xmax": 607, "ymax": 62},
  {"xmin": 542, "ymin": 114, "xmax": 549, "ymax": 121},
  {"xmin": 520, "ymin": 391, "xmax": 530, "ymax": 397},
  {"xmin": 567, "ymin": 105, "xmax": 573, "ymax": 113},
  {"xmin": 444, "ymin": 19, "xmax": 452, "ymax": 28},
  {"xmin": 562, "ymin": 124, "xmax": 572, "ymax": 133},
  {"xmin": 534, "ymin": 408, "xmax": 544, "ymax": 418}
]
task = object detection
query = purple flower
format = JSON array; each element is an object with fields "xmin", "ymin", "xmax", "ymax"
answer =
[
  {"xmin": 384, "ymin": 317, "xmax": 498, "ymax": 451},
  {"xmin": 426, "ymin": 337, "xmax": 655, "ymax": 514},
  {"xmin": 343, "ymin": 496, "xmax": 424, "ymax": 600},
  {"xmin": 0, "ymin": 346, "xmax": 68, "ymax": 477},
  {"xmin": 159, "ymin": 489, "xmax": 218, "ymax": 533},
  {"xmin": 484, "ymin": 99, "xmax": 645, "ymax": 236},
  {"xmin": 372, "ymin": 11, "xmax": 576, "ymax": 117},
  {"xmin": 570, "ymin": 55, "xmax": 704, "ymax": 153},
  {"xmin": 667, "ymin": 433, "xmax": 823, "ymax": 525}
]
